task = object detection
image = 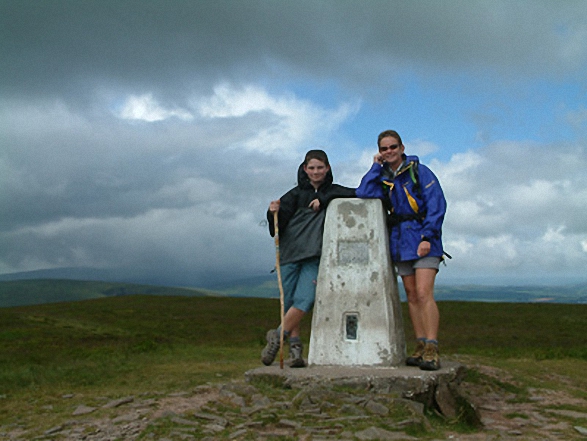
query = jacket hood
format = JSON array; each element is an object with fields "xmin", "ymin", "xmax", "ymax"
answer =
[
  {"xmin": 404, "ymin": 154, "xmax": 420, "ymax": 164},
  {"xmin": 297, "ymin": 163, "xmax": 334, "ymax": 190}
]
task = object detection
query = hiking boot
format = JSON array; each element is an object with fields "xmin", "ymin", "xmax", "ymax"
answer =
[
  {"xmin": 288, "ymin": 343, "xmax": 306, "ymax": 368},
  {"xmin": 406, "ymin": 339, "xmax": 426, "ymax": 367},
  {"xmin": 419, "ymin": 342, "xmax": 441, "ymax": 371},
  {"xmin": 261, "ymin": 329, "xmax": 281, "ymax": 366}
]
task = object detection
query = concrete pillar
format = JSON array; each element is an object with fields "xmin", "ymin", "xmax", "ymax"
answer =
[{"xmin": 308, "ymin": 198, "xmax": 406, "ymax": 367}]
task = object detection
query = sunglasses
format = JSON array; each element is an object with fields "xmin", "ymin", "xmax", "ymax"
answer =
[{"xmin": 379, "ymin": 144, "xmax": 400, "ymax": 152}]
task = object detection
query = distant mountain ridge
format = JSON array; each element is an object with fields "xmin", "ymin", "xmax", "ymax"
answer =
[
  {"xmin": 0, "ymin": 279, "xmax": 219, "ymax": 308},
  {"xmin": 1, "ymin": 276, "xmax": 586, "ymax": 308},
  {"xmin": 0, "ymin": 267, "xmax": 248, "ymax": 289}
]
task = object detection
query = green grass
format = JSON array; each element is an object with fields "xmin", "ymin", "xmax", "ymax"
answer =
[
  {"xmin": 435, "ymin": 302, "xmax": 587, "ymax": 360},
  {"xmin": 1, "ymin": 295, "xmax": 587, "ymax": 438}
]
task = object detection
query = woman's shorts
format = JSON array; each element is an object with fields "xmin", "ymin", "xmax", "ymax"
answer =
[
  {"xmin": 280, "ymin": 257, "xmax": 320, "ymax": 313},
  {"xmin": 395, "ymin": 256, "xmax": 441, "ymax": 277}
]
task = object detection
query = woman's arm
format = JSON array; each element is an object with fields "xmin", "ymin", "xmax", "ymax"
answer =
[{"xmin": 356, "ymin": 162, "xmax": 385, "ymax": 199}]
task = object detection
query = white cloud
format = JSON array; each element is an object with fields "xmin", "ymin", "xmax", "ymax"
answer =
[
  {"xmin": 197, "ymin": 84, "xmax": 276, "ymax": 118},
  {"xmin": 542, "ymin": 226, "xmax": 565, "ymax": 243},
  {"xmin": 509, "ymin": 179, "xmax": 568, "ymax": 209},
  {"xmin": 118, "ymin": 94, "xmax": 193, "ymax": 122},
  {"xmin": 409, "ymin": 139, "xmax": 439, "ymax": 158},
  {"xmin": 431, "ymin": 151, "xmax": 484, "ymax": 199},
  {"xmin": 196, "ymin": 84, "xmax": 359, "ymax": 155},
  {"xmin": 433, "ymin": 141, "xmax": 587, "ymax": 282}
]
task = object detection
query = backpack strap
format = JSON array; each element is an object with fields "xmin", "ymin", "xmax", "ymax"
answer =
[{"xmin": 408, "ymin": 162, "xmax": 421, "ymax": 197}]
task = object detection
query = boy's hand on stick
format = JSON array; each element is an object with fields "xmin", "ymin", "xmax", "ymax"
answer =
[{"xmin": 269, "ymin": 200, "xmax": 280, "ymax": 213}]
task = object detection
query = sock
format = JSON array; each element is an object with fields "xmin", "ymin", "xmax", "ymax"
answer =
[
  {"xmin": 289, "ymin": 336, "xmax": 301, "ymax": 346},
  {"xmin": 426, "ymin": 339, "xmax": 439, "ymax": 346},
  {"xmin": 276, "ymin": 326, "xmax": 290, "ymax": 339},
  {"xmin": 417, "ymin": 337, "xmax": 427, "ymax": 342}
]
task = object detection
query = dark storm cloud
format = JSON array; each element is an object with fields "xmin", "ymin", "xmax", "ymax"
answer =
[
  {"xmin": 1, "ymin": 0, "xmax": 586, "ymax": 285},
  {"xmin": 2, "ymin": 0, "xmax": 585, "ymax": 102}
]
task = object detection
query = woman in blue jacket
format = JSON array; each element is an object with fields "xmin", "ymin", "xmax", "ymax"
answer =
[{"xmin": 356, "ymin": 130, "xmax": 446, "ymax": 371}]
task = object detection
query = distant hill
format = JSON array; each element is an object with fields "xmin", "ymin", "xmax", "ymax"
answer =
[
  {"xmin": 212, "ymin": 275, "xmax": 587, "ymax": 304},
  {"xmin": 434, "ymin": 284, "xmax": 587, "ymax": 304},
  {"xmin": 1, "ymin": 277, "xmax": 586, "ymax": 308},
  {"xmin": 0, "ymin": 279, "xmax": 219, "ymax": 308}
]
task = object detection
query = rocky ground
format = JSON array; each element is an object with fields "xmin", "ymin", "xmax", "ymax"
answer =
[{"xmin": 2, "ymin": 362, "xmax": 587, "ymax": 440}]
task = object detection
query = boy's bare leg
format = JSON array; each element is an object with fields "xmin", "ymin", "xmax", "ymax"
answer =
[{"xmin": 283, "ymin": 307, "xmax": 305, "ymax": 338}]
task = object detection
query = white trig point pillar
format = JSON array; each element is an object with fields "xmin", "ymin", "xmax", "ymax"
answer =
[{"xmin": 308, "ymin": 198, "xmax": 406, "ymax": 367}]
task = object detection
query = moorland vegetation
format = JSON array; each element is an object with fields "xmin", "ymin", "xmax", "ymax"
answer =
[{"xmin": 1, "ymin": 292, "xmax": 587, "ymax": 439}]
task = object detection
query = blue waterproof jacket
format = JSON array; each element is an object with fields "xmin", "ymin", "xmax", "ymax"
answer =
[{"xmin": 356, "ymin": 155, "xmax": 446, "ymax": 262}]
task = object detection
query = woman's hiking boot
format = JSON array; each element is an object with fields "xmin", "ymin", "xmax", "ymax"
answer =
[
  {"xmin": 288, "ymin": 343, "xmax": 306, "ymax": 368},
  {"xmin": 405, "ymin": 339, "xmax": 426, "ymax": 367},
  {"xmin": 261, "ymin": 329, "xmax": 280, "ymax": 366},
  {"xmin": 419, "ymin": 342, "xmax": 441, "ymax": 371}
]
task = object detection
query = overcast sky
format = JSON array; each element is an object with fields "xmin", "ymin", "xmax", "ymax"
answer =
[{"xmin": 1, "ymin": 0, "xmax": 586, "ymax": 287}]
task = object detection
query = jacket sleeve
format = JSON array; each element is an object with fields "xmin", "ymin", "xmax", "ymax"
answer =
[
  {"xmin": 267, "ymin": 188, "xmax": 298, "ymax": 237},
  {"xmin": 317, "ymin": 184, "xmax": 356, "ymax": 208},
  {"xmin": 356, "ymin": 163, "xmax": 385, "ymax": 199},
  {"xmin": 418, "ymin": 165, "xmax": 446, "ymax": 241}
]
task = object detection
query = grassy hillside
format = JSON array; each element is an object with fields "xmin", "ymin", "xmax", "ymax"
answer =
[
  {"xmin": 2, "ymin": 296, "xmax": 586, "ymax": 393},
  {"xmin": 1, "ymin": 295, "xmax": 587, "ymax": 438},
  {"xmin": 0, "ymin": 279, "xmax": 218, "ymax": 307}
]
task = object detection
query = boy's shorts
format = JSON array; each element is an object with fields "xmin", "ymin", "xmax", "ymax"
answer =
[
  {"xmin": 395, "ymin": 256, "xmax": 441, "ymax": 277},
  {"xmin": 280, "ymin": 257, "xmax": 320, "ymax": 313}
]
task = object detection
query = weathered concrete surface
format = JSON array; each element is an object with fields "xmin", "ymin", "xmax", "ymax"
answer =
[
  {"xmin": 245, "ymin": 361, "xmax": 477, "ymax": 419},
  {"xmin": 308, "ymin": 198, "xmax": 406, "ymax": 367}
]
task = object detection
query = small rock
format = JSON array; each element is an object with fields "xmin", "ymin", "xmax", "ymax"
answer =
[
  {"xmin": 278, "ymin": 418, "xmax": 302, "ymax": 429},
  {"xmin": 103, "ymin": 396, "xmax": 134, "ymax": 408},
  {"xmin": 193, "ymin": 412, "xmax": 228, "ymax": 427},
  {"xmin": 339, "ymin": 403, "xmax": 366, "ymax": 416},
  {"xmin": 575, "ymin": 426, "xmax": 587, "ymax": 436},
  {"xmin": 72, "ymin": 405, "xmax": 96, "ymax": 415},
  {"xmin": 229, "ymin": 428, "xmax": 248, "ymax": 439},
  {"xmin": 365, "ymin": 400, "xmax": 389, "ymax": 416},
  {"xmin": 229, "ymin": 395, "xmax": 246, "ymax": 407},
  {"xmin": 112, "ymin": 413, "xmax": 139, "ymax": 423},
  {"xmin": 44, "ymin": 425, "xmax": 64, "ymax": 435},
  {"xmin": 250, "ymin": 393, "xmax": 271, "ymax": 407},
  {"xmin": 170, "ymin": 416, "xmax": 199, "ymax": 426},
  {"xmin": 168, "ymin": 391, "xmax": 190, "ymax": 397},
  {"xmin": 355, "ymin": 426, "xmax": 416, "ymax": 440},
  {"xmin": 548, "ymin": 409, "xmax": 587, "ymax": 419},
  {"xmin": 203, "ymin": 423, "xmax": 225, "ymax": 432},
  {"xmin": 240, "ymin": 405, "xmax": 264, "ymax": 416}
]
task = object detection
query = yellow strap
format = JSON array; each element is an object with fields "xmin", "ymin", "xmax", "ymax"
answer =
[
  {"xmin": 382, "ymin": 180, "xmax": 394, "ymax": 191},
  {"xmin": 403, "ymin": 186, "xmax": 419, "ymax": 214}
]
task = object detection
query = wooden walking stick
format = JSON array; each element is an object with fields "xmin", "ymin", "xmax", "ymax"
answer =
[{"xmin": 273, "ymin": 211, "xmax": 285, "ymax": 369}]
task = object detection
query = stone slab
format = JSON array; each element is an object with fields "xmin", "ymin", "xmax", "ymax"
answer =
[{"xmin": 245, "ymin": 361, "xmax": 466, "ymax": 410}]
